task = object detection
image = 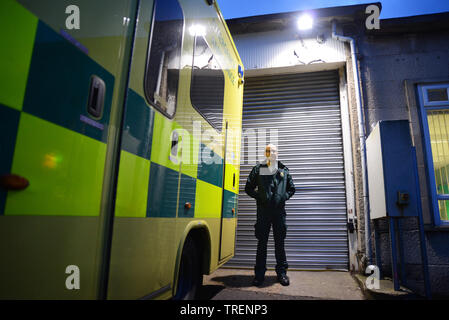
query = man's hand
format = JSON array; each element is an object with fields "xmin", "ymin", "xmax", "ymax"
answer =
[{"xmin": 273, "ymin": 193, "xmax": 287, "ymax": 208}]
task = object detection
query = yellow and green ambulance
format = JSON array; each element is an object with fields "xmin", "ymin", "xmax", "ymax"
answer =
[{"xmin": 0, "ymin": 0, "xmax": 244, "ymax": 299}]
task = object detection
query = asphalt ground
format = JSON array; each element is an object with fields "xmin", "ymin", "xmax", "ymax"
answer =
[{"xmin": 197, "ymin": 268, "xmax": 365, "ymax": 300}]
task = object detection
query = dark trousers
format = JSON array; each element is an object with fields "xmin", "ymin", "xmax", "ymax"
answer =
[{"xmin": 254, "ymin": 207, "xmax": 288, "ymax": 279}]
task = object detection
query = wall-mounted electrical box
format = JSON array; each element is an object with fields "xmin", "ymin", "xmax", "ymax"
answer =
[{"xmin": 366, "ymin": 120, "xmax": 418, "ymax": 219}]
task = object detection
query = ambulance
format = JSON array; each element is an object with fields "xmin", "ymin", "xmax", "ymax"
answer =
[{"xmin": 0, "ymin": 0, "xmax": 244, "ymax": 299}]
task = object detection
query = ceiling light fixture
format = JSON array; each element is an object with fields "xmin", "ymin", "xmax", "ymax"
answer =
[{"xmin": 297, "ymin": 14, "xmax": 314, "ymax": 30}]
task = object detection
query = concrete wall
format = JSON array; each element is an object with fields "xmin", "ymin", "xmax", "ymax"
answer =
[
  {"xmin": 341, "ymin": 43, "xmax": 368, "ymax": 272},
  {"xmin": 354, "ymin": 27, "xmax": 449, "ymax": 297},
  {"xmin": 233, "ymin": 24, "xmax": 346, "ymax": 71}
]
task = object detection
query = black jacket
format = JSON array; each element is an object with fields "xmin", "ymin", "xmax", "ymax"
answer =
[{"xmin": 245, "ymin": 161, "xmax": 295, "ymax": 211}]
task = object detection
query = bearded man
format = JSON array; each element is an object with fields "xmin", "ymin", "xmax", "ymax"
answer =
[{"xmin": 245, "ymin": 144, "xmax": 295, "ymax": 286}]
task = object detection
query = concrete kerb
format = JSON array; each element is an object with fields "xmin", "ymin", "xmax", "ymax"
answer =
[{"xmin": 352, "ymin": 273, "xmax": 422, "ymax": 300}]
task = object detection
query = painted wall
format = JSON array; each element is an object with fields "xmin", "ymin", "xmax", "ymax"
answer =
[{"xmin": 354, "ymin": 26, "xmax": 449, "ymax": 297}]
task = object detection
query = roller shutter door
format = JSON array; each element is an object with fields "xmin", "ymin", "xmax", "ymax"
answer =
[{"xmin": 227, "ymin": 70, "xmax": 349, "ymax": 270}]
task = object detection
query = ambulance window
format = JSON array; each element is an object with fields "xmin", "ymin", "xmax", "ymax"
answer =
[
  {"xmin": 190, "ymin": 35, "xmax": 225, "ymax": 132},
  {"xmin": 144, "ymin": 0, "xmax": 184, "ymax": 119}
]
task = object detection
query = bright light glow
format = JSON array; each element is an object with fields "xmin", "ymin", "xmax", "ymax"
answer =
[
  {"xmin": 297, "ymin": 14, "xmax": 313, "ymax": 30},
  {"xmin": 43, "ymin": 153, "xmax": 62, "ymax": 169},
  {"xmin": 189, "ymin": 24, "xmax": 206, "ymax": 37}
]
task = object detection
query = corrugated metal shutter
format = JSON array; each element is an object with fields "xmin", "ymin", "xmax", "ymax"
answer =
[{"xmin": 227, "ymin": 70, "xmax": 349, "ymax": 270}]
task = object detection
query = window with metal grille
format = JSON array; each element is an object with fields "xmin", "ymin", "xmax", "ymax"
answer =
[
  {"xmin": 144, "ymin": 0, "xmax": 184, "ymax": 119},
  {"xmin": 190, "ymin": 35, "xmax": 225, "ymax": 132},
  {"xmin": 419, "ymin": 84, "xmax": 449, "ymax": 225}
]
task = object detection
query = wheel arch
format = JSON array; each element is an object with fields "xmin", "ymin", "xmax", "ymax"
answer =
[{"xmin": 172, "ymin": 220, "xmax": 212, "ymax": 297}]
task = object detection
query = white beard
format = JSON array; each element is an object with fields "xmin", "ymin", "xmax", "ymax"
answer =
[{"xmin": 265, "ymin": 157, "xmax": 278, "ymax": 174}]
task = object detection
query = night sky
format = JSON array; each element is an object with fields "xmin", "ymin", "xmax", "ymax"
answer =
[{"xmin": 219, "ymin": 0, "xmax": 449, "ymax": 20}]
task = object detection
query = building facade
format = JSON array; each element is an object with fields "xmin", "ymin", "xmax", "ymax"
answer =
[{"xmin": 225, "ymin": 3, "xmax": 449, "ymax": 297}]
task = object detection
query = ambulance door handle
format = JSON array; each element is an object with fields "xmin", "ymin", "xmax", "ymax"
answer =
[
  {"xmin": 87, "ymin": 75, "xmax": 105, "ymax": 119},
  {"xmin": 169, "ymin": 131, "xmax": 179, "ymax": 164}
]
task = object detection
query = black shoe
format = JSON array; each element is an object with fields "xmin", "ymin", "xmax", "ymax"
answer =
[
  {"xmin": 252, "ymin": 277, "xmax": 264, "ymax": 287},
  {"xmin": 277, "ymin": 274, "xmax": 290, "ymax": 286}
]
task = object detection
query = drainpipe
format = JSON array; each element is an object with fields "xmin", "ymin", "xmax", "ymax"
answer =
[{"xmin": 331, "ymin": 20, "xmax": 373, "ymax": 266}]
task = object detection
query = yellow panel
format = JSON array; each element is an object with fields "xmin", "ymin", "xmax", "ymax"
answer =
[
  {"xmin": 0, "ymin": 0, "xmax": 37, "ymax": 111},
  {"xmin": 115, "ymin": 150, "xmax": 150, "ymax": 218},
  {"xmin": 224, "ymin": 163, "xmax": 238, "ymax": 194},
  {"xmin": 195, "ymin": 180, "xmax": 222, "ymax": 218},
  {"xmin": 6, "ymin": 113, "xmax": 106, "ymax": 216},
  {"xmin": 107, "ymin": 218, "xmax": 176, "ymax": 299},
  {"xmin": 220, "ymin": 217, "xmax": 236, "ymax": 260},
  {"xmin": 0, "ymin": 216, "xmax": 100, "ymax": 299}
]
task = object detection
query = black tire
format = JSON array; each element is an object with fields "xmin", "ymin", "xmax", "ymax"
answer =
[{"xmin": 173, "ymin": 237, "xmax": 202, "ymax": 300}]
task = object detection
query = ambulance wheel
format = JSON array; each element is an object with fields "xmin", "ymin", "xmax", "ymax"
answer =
[{"xmin": 174, "ymin": 237, "xmax": 201, "ymax": 300}]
